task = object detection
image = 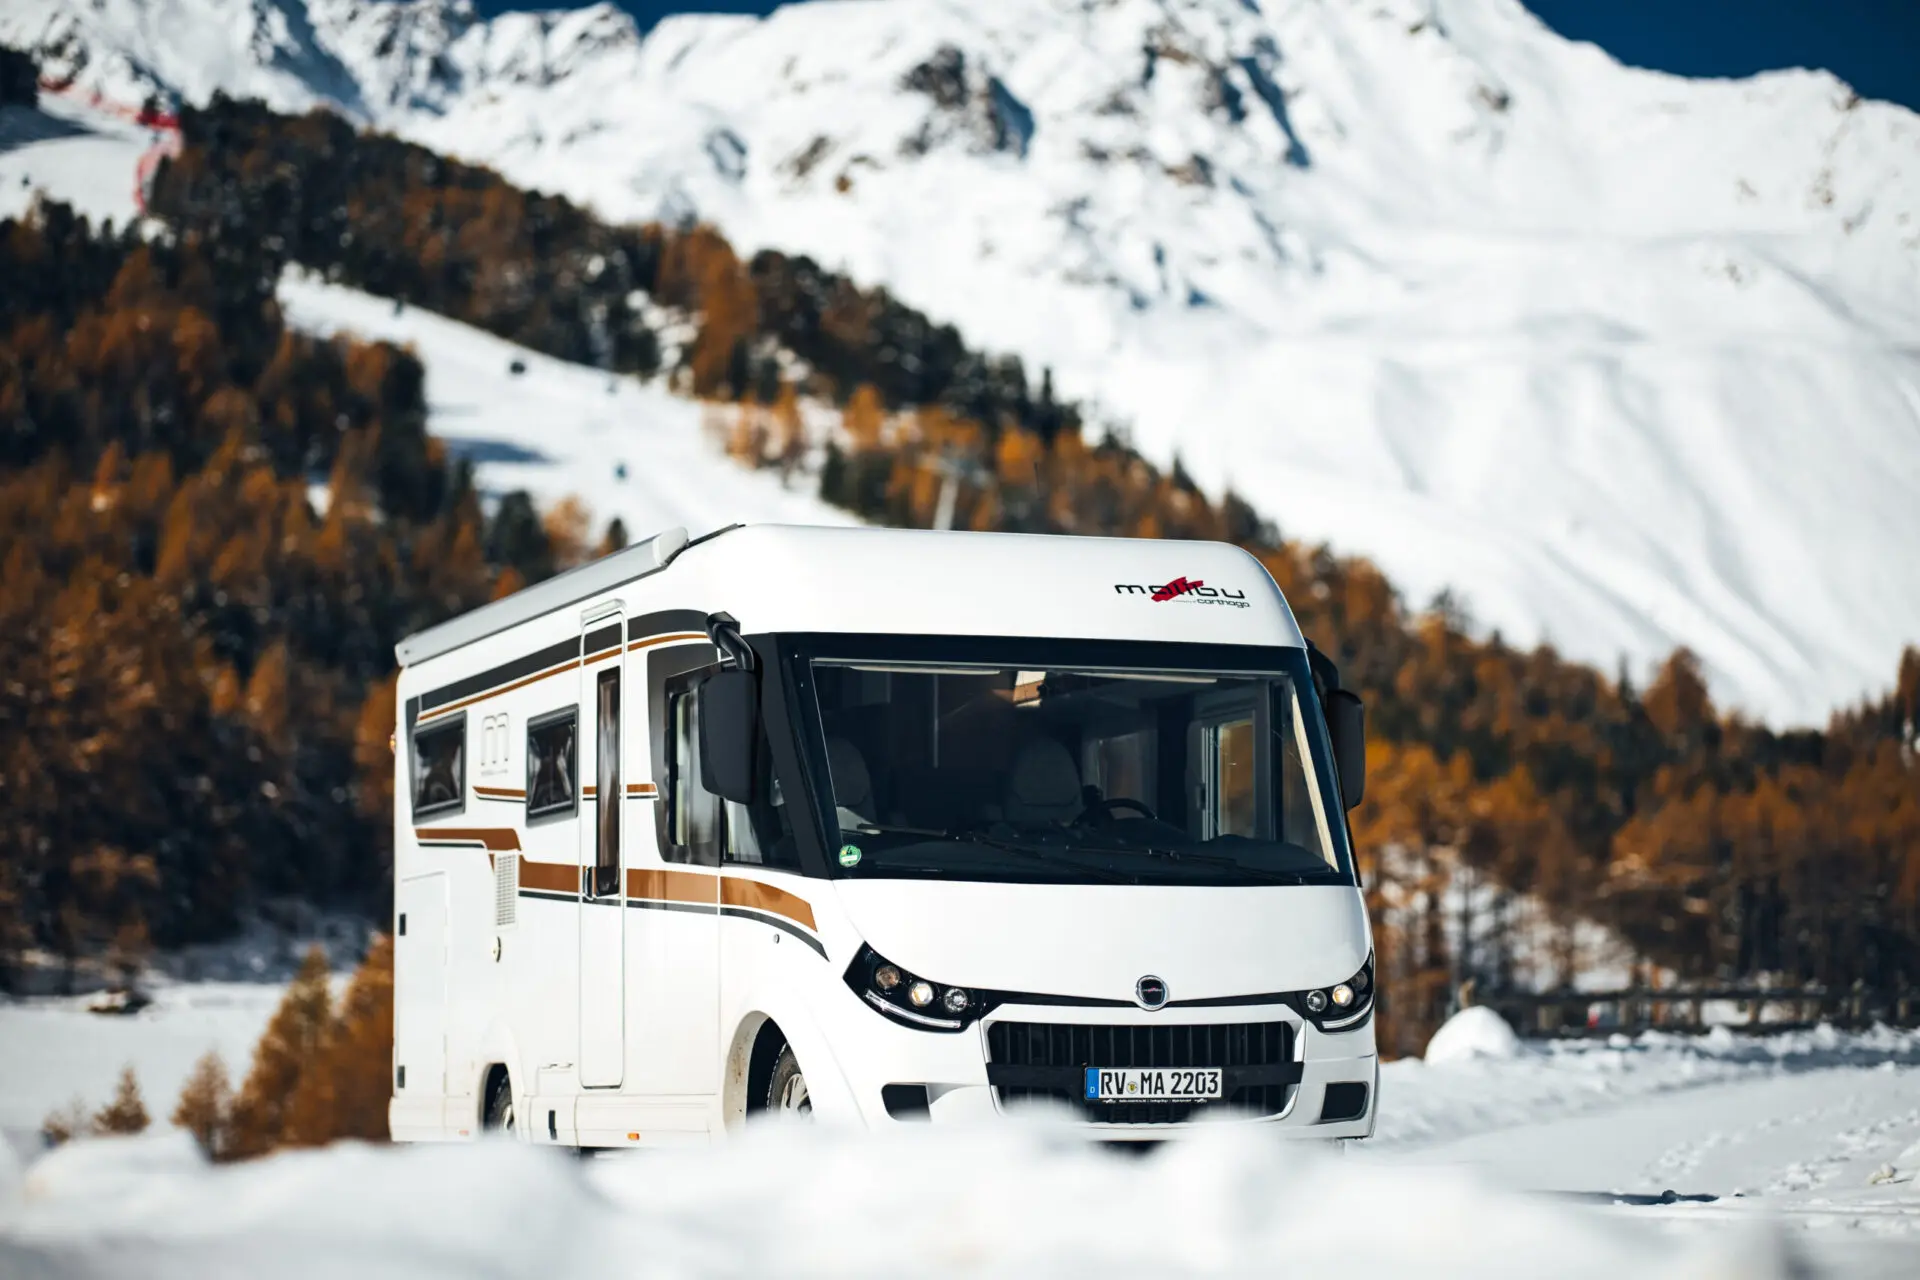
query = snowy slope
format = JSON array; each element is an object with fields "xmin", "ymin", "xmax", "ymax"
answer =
[
  {"xmin": 0, "ymin": 92, "xmax": 152, "ymax": 226},
  {"xmin": 4, "ymin": 0, "xmax": 1920, "ymax": 722},
  {"xmin": 277, "ymin": 271, "xmax": 857, "ymax": 540}
]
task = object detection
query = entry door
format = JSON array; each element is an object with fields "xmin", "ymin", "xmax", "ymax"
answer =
[
  {"xmin": 579, "ymin": 607, "xmax": 626, "ymax": 1088},
  {"xmin": 394, "ymin": 872, "xmax": 448, "ymax": 1097}
]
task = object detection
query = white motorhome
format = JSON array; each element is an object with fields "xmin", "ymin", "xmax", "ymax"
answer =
[{"xmin": 388, "ymin": 524, "xmax": 1377, "ymax": 1145}]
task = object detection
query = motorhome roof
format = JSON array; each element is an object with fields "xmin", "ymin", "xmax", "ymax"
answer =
[
  {"xmin": 396, "ymin": 524, "xmax": 1305, "ymax": 667},
  {"xmin": 394, "ymin": 525, "xmax": 693, "ymax": 667}
]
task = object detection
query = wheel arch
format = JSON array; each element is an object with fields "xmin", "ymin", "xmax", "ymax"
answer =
[
  {"xmin": 721, "ymin": 999, "xmax": 859, "ymax": 1128},
  {"xmin": 473, "ymin": 1020, "xmax": 526, "ymax": 1133}
]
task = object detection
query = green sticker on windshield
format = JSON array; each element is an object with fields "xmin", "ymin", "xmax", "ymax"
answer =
[{"xmin": 837, "ymin": 844, "xmax": 863, "ymax": 868}]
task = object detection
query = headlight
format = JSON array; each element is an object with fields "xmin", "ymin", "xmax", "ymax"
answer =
[
  {"xmin": 844, "ymin": 944, "xmax": 984, "ymax": 1032},
  {"xmin": 1300, "ymin": 952, "xmax": 1375, "ymax": 1031}
]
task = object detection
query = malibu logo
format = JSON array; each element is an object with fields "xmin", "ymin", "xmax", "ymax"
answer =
[{"xmin": 1114, "ymin": 577, "xmax": 1250, "ymax": 609}]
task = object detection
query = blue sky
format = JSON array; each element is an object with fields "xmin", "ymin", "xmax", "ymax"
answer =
[{"xmin": 473, "ymin": 1, "xmax": 1919, "ymax": 112}]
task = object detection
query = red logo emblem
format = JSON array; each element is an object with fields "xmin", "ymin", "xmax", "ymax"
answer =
[{"xmin": 1151, "ymin": 576, "xmax": 1203, "ymax": 602}]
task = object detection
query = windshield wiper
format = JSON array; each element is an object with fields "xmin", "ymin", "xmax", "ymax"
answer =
[
  {"xmin": 1063, "ymin": 837, "xmax": 1332, "ymax": 886},
  {"xmin": 854, "ymin": 823, "xmax": 1136, "ymax": 884}
]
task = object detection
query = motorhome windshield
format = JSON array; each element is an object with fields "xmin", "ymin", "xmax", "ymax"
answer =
[{"xmin": 799, "ymin": 644, "xmax": 1353, "ymax": 887}]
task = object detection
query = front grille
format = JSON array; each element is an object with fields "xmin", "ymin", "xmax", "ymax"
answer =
[{"xmin": 986, "ymin": 1020, "xmax": 1296, "ymax": 1124}]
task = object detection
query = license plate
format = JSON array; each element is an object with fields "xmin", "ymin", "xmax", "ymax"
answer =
[{"xmin": 1084, "ymin": 1067, "xmax": 1223, "ymax": 1102}]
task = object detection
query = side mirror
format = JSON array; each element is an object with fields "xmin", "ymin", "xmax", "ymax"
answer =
[
  {"xmin": 698, "ymin": 668, "xmax": 759, "ymax": 804},
  {"xmin": 1326, "ymin": 689, "xmax": 1365, "ymax": 811}
]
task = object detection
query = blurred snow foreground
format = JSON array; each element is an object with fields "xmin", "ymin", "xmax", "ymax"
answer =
[{"xmin": 0, "ymin": 1121, "xmax": 1790, "ymax": 1279}]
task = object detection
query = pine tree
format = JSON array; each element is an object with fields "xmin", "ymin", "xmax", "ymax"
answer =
[
  {"xmin": 171, "ymin": 1050, "xmax": 233, "ymax": 1160},
  {"xmin": 842, "ymin": 384, "xmax": 886, "ymax": 452},
  {"xmin": 226, "ymin": 947, "xmax": 333, "ymax": 1159},
  {"xmin": 540, "ymin": 495, "xmax": 591, "ymax": 571},
  {"xmin": 1644, "ymin": 649, "xmax": 1713, "ymax": 742},
  {"xmin": 284, "ymin": 933, "xmax": 394, "ymax": 1147},
  {"xmin": 41, "ymin": 1097, "xmax": 92, "ymax": 1147},
  {"xmin": 92, "ymin": 1065, "xmax": 150, "ymax": 1135},
  {"xmin": 325, "ymin": 932, "xmax": 395, "ymax": 1143}
]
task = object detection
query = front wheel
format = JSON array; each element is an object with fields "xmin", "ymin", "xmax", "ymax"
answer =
[
  {"xmin": 484, "ymin": 1070, "xmax": 515, "ymax": 1135},
  {"xmin": 765, "ymin": 1043, "xmax": 811, "ymax": 1116}
]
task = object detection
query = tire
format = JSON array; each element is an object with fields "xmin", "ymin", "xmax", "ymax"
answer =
[
  {"xmin": 764, "ymin": 1042, "xmax": 811, "ymax": 1117},
  {"xmin": 483, "ymin": 1069, "xmax": 515, "ymax": 1135}
]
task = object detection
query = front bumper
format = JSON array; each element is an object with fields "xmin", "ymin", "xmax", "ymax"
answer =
[{"xmin": 817, "ymin": 995, "xmax": 1378, "ymax": 1140}]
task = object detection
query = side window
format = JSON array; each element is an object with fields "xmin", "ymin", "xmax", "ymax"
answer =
[
  {"xmin": 1208, "ymin": 716, "xmax": 1259, "ymax": 839},
  {"xmin": 664, "ymin": 679, "xmax": 722, "ymax": 866},
  {"xmin": 1275, "ymin": 682, "xmax": 1337, "ymax": 864},
  {"xmin": 1192, "ymin": 692, "xmax": 1265, "ymax": 841},
  {"xmin": 411, "ymin": 714, "xmax": 466, "ymax": 819},
  {"xmin": 527, "ymin": 707, "xmax": 578, "ymax": 822}
]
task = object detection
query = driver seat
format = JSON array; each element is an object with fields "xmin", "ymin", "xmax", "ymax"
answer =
[
  {"xmin": 826, "ymin": 736, "xmax": 875, "ymax": 829},
  {"xmin": 1002, "ymin": 738, "xmax": 1082, "ymax": 825}
]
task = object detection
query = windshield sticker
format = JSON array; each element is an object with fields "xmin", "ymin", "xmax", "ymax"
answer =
[
  {"xmin": 1114, "ymin": 578, "xmax": 1249, "ymax": 608},
  {"xmin": 837, "ymin": 844, "xmax": 864, "ymax": 868}
]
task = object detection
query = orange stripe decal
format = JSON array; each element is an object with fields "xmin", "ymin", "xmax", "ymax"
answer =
[
  {"xmin": 416, "ymin": 827, "xmax": 521, "ymax": 851},
  {"xmin": 627, "ymin": 782, "xmax": 657, "ymax": 796},
  {"xmin": 721, "ymin": 877, "xmax": 817, "ymax": 932},
  {"xmin": 626, "ymin": 867, "xmax": 720, "ymax": 905},
  {"xmin": 628, "ymin": 632, "xmax": 709, "ymax": 653},
  {"xmin": 518, "ymin": 860, "xmax": 577, "ymax": 894}
]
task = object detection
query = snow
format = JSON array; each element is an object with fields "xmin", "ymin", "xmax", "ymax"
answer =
[
  {"xmin": 1423, "ymin": 1006, "xmax": 1521, "ymax": 1064},
  {"xmin": 0, "ymin": 982, "xmax": 285, "ymax": 1143},
  {"xmin": 6, "ymin": 991, "xmax": 1920, "ymax": 1273},
  {"xmin": 7, "ymin": 0, "xmax": 1915, "ymax": 724},
  {"xmin": 0, "ymin": 93, "xmax": 152, "ymax": 226},
  {"xmin": 0, "ymin": 1122, "xmax": 1800, "ymax": 1279},
  {"xmin": 276, "ymin": 271, "xmax": 856, "ymax": 542}
]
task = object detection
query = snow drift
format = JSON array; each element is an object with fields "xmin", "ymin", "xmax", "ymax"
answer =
[
  {"xmin": 4, "ymin": 0, "xmax": 1918, "ymax": 724},
  {"xmin": 1424, "ymin": 1006, "xmax": 1522, "ymax": 1064},
  {"xmin": 0, "ymin": 1123, "xmax": 1794, "ymax": 1279}
]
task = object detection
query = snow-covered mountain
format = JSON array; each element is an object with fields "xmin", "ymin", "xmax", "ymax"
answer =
[{"xmin": 6, "ymin": 0, "xmax": 1920, "ymax": 725}]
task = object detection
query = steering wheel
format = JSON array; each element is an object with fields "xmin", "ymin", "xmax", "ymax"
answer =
[{"xmin": 1076, "ymin": 796, "xmax": 1157, "ymax": 826}]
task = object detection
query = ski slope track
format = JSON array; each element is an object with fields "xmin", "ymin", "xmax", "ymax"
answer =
[{"xmin": 4, "ymin": 0, "xmax": 1920, "ymax": 724}]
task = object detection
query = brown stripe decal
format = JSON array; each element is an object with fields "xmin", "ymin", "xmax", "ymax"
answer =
[
  {"xmin": 418, "ymin": 656, "xmax": 579, "ymax": 723},
  {"xmin": 474, "ymin": 785, "xmax": 525, "ymax": 801},
  {"xmin": 416, "ymin": 827, "xmax": 521, "ymax": 851},
  {"xmin": 627, "ymin": 782, "xmax": 657, "ymax": 796},
  {"xmin": 518, "ymin": 860, "xmax": 578, "ymax": 894},
  {"xmin": 629, "ymin": 632, "xmax": 708, "ymax": 653},
  {"xmin": 721, "ymin": 877, "xmax": 817, "ymax": 932},
  {"xmin": 627, "ymin": 868, "xmax": 720, "ymax": 905},
  {"xmin": 582, "ymin": 784, "xmax": 598, "ymax": 798}
]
